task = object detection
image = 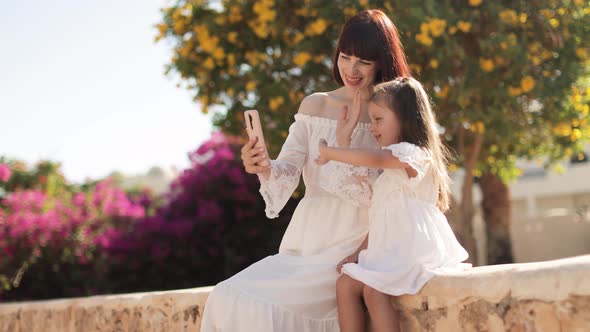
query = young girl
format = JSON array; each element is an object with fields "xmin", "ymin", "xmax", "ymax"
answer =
[{"xmin": 316, "ymin": 77, "xmax": 471, "ymax": 332}]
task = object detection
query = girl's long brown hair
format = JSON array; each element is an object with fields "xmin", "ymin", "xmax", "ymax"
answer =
[{"xmin": 373, "ymin": 77, "xmax": 452, "ymax": 211}]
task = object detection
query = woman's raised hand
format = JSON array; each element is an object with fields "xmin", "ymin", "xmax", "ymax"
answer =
[
  {"xmin": 314, "ymin": 139, "xmax": 330, "ymax": 165},
  {"xmin": 240, "ymin": 137, "xmax": 271, "ymax": 178},
  {"xmin": 336, "ymin": 90, "xmax": 362, "ymax": 148}
]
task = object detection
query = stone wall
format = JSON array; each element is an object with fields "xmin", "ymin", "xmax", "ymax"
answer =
[
  {"xmin": 1, "ymin": 255, "xmax": 589, "ymax": 332},
  {"xmin": 0, "ymin": 287, "xmax": 212, "ymax": 332}
]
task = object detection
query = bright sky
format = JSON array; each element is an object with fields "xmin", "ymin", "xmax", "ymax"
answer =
[{"xmin": 0, "ymin": 0, "xmax": 213, "ymax": 183}]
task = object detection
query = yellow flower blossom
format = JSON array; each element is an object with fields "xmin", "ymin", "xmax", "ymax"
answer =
[
  {"xmin": 436, "ymin": 85, "xmax": 449, "ymax": 98},
  {"xmin": 479, "ymin": 58, "xmax": 495, "ymax": 72},
  {"xmin": 313, "ymin": 55, "xmax": 324, "ymax": 64},
  {"xmin": 430, "ymin": 59, "xmax": 439, "ymax": 68},
  {"xmin": 293, "ymin": 52, "xmax": 312, "ymax": 67},
  {"xmin": 305, "ymin": 19, "xmax": 328, "ymax": 36},
  {"xmin": 212, "ymin": 47, "xmax": 225, "ymax": 61},
  {"xmin": 292, "ymin": 32, "xmax": 305, "ymax": 44},
  {"xmin": 228, "ymin": 6, "xmax": 242, "ymax": 23},
  {"xmin": 173, "ymin": 20, "xmax": 187, "ymax": 35},
  {"xmin": 449, "ymin": 164, "xmax": 458, "ymax": 172},
  {"xmin": 179, "ymin": 42, "xmax": 193, "ymax": 58},
  {"xmin": 540, "ymin": 9, "xmax": 553, "ymax": 19},
  {"xmin": 203, "ymin": 57, "xmax": 215, "ymax": 69},
  {"xmin": 416, "ymin": 32, "xmax": 433, "ymax": 46},
  {"xmin": 269, "ymin": 96, "xmax": 285, "ymax": 111},
  {"xmin": 519, "ymin": 13, "xmax": 528, "ymax": 23},
  {"xmin": 549, "ymin": 18, "xmax": 560, "ymax": 28},
  {"xmin": 449, "ymin": 26, "xmax": 457, "ymax": 34},
  {"xmin": 227, "ymin": 32, "xmax": 238, "ymax": 43},
  {"xmin": 508, "ymin": 86, "xmax": 522, "ymax": 96},
  {"xmin": 529, "ymin": 42, "xmax": 541, "ymax": 53},
  {"xmin": 520, "ymin": 76, "xmax": 535, "ymax": 93},
  {"xmin": 469, "ymin": 0, "xmax": 482, "ymax": 7},
  {"xmin": 253, "ymin": 0, "xmax": 276, "ymax": 22},
  {"xmin": 226, "ymin": 54, "xmax": 236, "ymax": 67},
  {"xmin": 494, "ymin": 56, "xmax": 506, "ymax": 66},
  {"xmin": 359, "ymin": 0, "xmax": 369, "ymax": 7},
  {"xmin": 428, "ymin": 18, "xmax": 447, "ymax": 37},
  {"xmin": 155, "ymin": 23, "xmax": 168, "ymax": 41},
  {"xmin": 472, "ymin": 121, "xmax": 485, "ymax": 134},
  {"xmin": 245, "ymin": 51, "xmax": 261, "ymax": 66},
  {"xmin": 499, "ymin": 10, "xmax": 518, "ymax": 25},
  {"xmin": 246, "ymin": 81, "xmax": 256, "ymax": 91},
  {"xmin": 552, "ymin": 122, "xmax": 571, "ymax": 136},
  {"xmin": 343, "ymin": 7, "xmax": 357, "ymax": 18},
  {"xmin": 249, "ymin": 21, "xmax": 270, "ymax": 39},
  {"xmin": 576, "ymin": 48, "xmax": 587, "ymax": 59},
  {"xmin": 571, "ymin": 129, "xmax": 582, "ymax": 141},
  {"xmin": 215, "ymin": 16, "xmax": 226, "ymax": 25},
  {"xmin": 541, "ymin": 50, "xmax": 553, "ymax": 60},
  {"xmin": 457, "ymin": 21, "xmax": 472, "ymax": 33},
  {"xmin": 530, "ymin": 55, "xmax": 541, "ymax": 66},
  {"xmin": 295, "ymin": 7, "xmax": 310, "ymax": 16}
]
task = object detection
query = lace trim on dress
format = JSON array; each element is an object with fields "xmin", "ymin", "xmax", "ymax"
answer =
[
  {"xmin": 382, "ymin": 142, "xmax": 431, "ymax": 184},
  {"xmin": 259, "ymin": 160, "xmax": 302, "ymax": 218},
  {"xmin": 318, "ymin": 161, "xmax": 379, "ymax": 207}
]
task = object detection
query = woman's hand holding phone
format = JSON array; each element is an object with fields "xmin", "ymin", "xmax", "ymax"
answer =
[{"xmin": 241, "ymin": 110, "xmax": 271, "ymax": 178}]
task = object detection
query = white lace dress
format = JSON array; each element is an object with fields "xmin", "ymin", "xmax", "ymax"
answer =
[
  {"xmin": 200, "ymin": 114, "xmax": 379, "ymax": 332},
  {"xmin": 340, "ymin": 142, "xmax": 471, "ymax": 296}
]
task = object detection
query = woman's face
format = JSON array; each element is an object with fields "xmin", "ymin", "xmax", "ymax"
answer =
[{"xmin": 337, "ymin": 52, "xmax": 378, "ymax": 91}]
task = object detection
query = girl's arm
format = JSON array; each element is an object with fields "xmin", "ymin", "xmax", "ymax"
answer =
[{"xmin": 317, "ymin": 139, "xmax": 411, "ymax": 170}]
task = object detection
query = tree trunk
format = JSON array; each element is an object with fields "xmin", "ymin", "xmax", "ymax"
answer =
[
  {"xmin": 445, "ymin": 195, "xmax": 478, "ymax": 266},
  {"xmin": 479, "ymin": 172, "xmax": 513, "ymax": 265}
]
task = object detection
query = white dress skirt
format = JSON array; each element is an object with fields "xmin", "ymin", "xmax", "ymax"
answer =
[
  {"xmin": 200, "ymin": 114, "xmax": 379, "ymax": 332},
  {"xmin": 341, "ymin": 142, "xmax": 471, "ymax": 296}
]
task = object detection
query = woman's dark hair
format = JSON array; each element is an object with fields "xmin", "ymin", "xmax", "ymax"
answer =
[
  {"xmin": 333, "ymin": 9, "xmax": 411, "ymax": 85},
  {"xmin": 372, "ymin": 77, "xmax": 452, "ymax": 211}
]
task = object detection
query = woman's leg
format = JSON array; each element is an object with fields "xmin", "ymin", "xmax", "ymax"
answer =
[
  {"xmin": 336, "ymin": 274, "xmax": 366, "ymax": 332},
  {"xmin": 363, "ymin": 285, "xmax": 400, "ymax": 332}
]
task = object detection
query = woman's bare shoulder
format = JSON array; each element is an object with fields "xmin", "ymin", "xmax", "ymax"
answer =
[{"xmin": 297, "ymin": 89, "xmax": 345, "ymax": 117}]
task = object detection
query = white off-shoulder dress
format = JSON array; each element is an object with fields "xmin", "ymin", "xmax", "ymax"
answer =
[
  {"xmin": 339, "ymin": 142, "xmax": 471, "ymax": 296},
  {"xmin": 200, "ymin": 114, "xmax": 379, "ymax": 332}
]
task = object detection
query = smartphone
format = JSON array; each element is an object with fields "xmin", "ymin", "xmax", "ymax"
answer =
[{"xmin": 244, "ymin": 110, "xmax": 270, "ymax": 167}]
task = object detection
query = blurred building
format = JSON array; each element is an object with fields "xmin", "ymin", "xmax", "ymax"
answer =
[
  {"xmin": 112, "ymin": 166, "xmax": 178, "ymax": 194},
  {"xmin": 451, "ymin": 145, "xmax": 590, "ymax": 265}
]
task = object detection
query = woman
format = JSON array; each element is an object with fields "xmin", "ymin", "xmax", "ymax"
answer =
[{"xmin": 201, "ymin": 9, "xmax": 411, "ymax": 332}]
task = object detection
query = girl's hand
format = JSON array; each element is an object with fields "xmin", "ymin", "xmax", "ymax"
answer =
[
  {"xmin": 314, "ymin": 139, "xmax": 330, "ymax": 165},
  {"xmin": 336, "ymin": 90, "xmax": 362, "ymax": 147},
  {"xmin": 241, "ymin": 137, "xmax": 271, "ymax": 177},
  {"xmin": 336, "ymin": 251, "xmax": 359, "ymax": 273}
]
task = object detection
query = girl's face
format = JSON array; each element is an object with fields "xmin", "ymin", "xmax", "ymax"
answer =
[
  {"xmin": 368, "ymin": 100, "xmax": 400, "ymax": 147},
  {"xmin": 337, "ymin": 52, "xmax": 378, "ymax": 91}
]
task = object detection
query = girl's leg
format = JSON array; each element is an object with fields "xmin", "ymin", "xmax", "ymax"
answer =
[
  {"xmin": 363, "ymin": 285, "xmax": 400, "ymax": 332},
  {"xmin": 336, "ymin": 274, "xmax": 366, "ymax": 332}
]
